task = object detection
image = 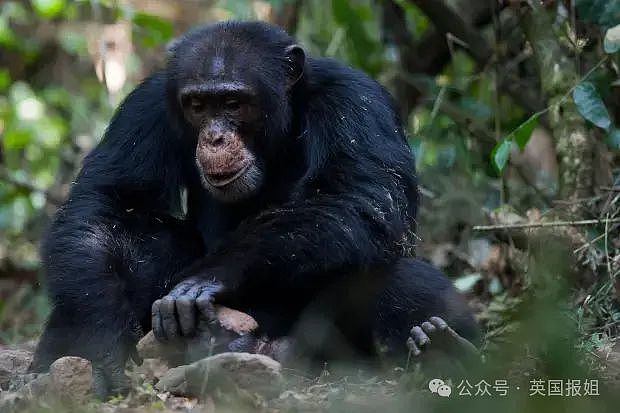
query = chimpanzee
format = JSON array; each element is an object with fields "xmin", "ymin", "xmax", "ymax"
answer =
[{"xmin": 31, "ymin": 21, "xmax": 479, "ymax": 397}]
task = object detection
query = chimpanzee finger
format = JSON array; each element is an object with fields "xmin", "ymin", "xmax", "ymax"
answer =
[
  {"xmin": 160, "ymin": 297, "xmax": 180, "ymax": 340},
  {"xmin": 406, "ymin": 337, "xmax": 422, "ymax": 356},
  {"xmin": 410, "ymin": 325, "xmax": 430, "ymax": 347},
  {"xmin": 195, "ymin": 290, "xmax": 217, "ymax": 322},
  {"xmin": 429, "ymin": 316, "xmax": 480, "ymax": 357},
  {"xmin": 175, "ymin": 296, "xmax": 196, "ymax": 336},
  {"xmin": 421, "ymin": 321, "xmax": 437, "ymax": 336},
  {"xmin": 151, "ymin": 299, "xmax": 166, "ymax": 341},
  {"xmin": 175, "ymin": 283, "xmax": 207, "ymax": 336},
  {"xmin": 428, "ymin": 316, "xmax": 449, "ymax": 330}
]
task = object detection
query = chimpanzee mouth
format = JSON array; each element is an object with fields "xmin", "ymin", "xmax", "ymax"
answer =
[{"xmin": 204, "ymin": 163, "xmax": 250, "ymax": 188}]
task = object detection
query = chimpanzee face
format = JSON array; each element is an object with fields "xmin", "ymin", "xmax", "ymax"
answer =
[
  {"xmin": 168, "ymin": 25, "xmax": 305, "ymax": 203},
  {"xmin": 179, "ymin": 78, "xmax": 265, "ymax": 202}
]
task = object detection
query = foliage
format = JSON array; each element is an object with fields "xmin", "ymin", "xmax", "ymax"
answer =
[{"xmin": 573, "ymin": 81, "xmax": 611, "ymax": 130}]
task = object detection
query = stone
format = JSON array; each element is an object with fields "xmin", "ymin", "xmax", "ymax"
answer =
[
  {"xmin": 215, "ymin": 306, "xmax": 258, "ymax": 335},
  {"xmin": 0, "ymin": 373, "xmax": 51, "ymax": 413},
  {"xmin": 0, "ymin": 349, "xmax": 33, "ymax": 388},
  {"xmin": 156, "ymin": 352, "xmax": 283, "ymax": 400},
  {"xmin": 49, "ymin": 356, "xmax": 93, "ymax": 401},
  {"xmin": 154, "ymin": 364, "xmax": 188, "ymax": 395},
  {"xmin": 137, "ymin": 305, "xmax": 259, "ymax": 363},
  {"xmin": 137, "ymin": 330, "xmax": 185, "ymax": 361}
]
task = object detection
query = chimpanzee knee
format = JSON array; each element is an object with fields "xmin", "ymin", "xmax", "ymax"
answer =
[{"xmin": 374, "ymin": 258, "xmax": 480, "ymax": 356}]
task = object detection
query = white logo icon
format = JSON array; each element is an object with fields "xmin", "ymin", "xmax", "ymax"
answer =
[{"xmin": 429, "ymin": 378, "xmax": 451, "ymax": 397}]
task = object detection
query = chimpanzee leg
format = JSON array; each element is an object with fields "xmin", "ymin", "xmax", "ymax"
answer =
[
  {"xmin": 31, "ymin": 216, "xmax": 203, "ymax": 396},
  {"xmin": 267, "ymin": 258, "xmax": 480, "ymax": 366},
  {"xmin": 374, "ymin": 258, "xmax": 481, "ymax": 364}
]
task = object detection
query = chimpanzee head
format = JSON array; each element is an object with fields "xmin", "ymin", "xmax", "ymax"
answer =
[{"xmin": 166, "ymin": 21, "xmax": 305, "ymax": 202}]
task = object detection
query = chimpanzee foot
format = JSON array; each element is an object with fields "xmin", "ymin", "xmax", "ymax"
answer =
[{"xmin": 406, "ymin": 316, "xmax": 479, "ymax": 365}]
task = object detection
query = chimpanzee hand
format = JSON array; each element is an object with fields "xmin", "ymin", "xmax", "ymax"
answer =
[{"xmin": 151, "ymin": 277, "xmax": 224, "ymax": 341}]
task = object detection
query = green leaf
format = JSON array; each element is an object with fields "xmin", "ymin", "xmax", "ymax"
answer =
[
  {"xmin": 4, "ymin": 128, "xmax": 33, "ymax": 149},
  {"xmin": 605, "ymin": 24, "xmax": 620, "ymax": 53},
  {"xmin": 491, "ymin": 138, "xmax": 513, "ymax": 174},
  {"xmin": 0, "ymin": 16, "xmax": 17, "ymax": 47},
  {"xmin": 576, "ymin": 0, "xmax": 620, "ymax": 30},
  {"xmin": 573, "ymin": 82, "xmax": 611, "ymax": 130},
  {"xmin": 133, "ymin": 13, "xmax": 173, "ymax": 48},
  {"xmin": 508, "ymin": 113, "xmax": 539, "ymax": 150},
  {"xmin": 0, "ymin": 69, "xmax": 11, "ymax": 91},
  {"xmin": 31, "ymin": 0, "xmax": 66, "ymax": 18},
  {"xmin": 606, "ymin": 129, "xmax": 620, "ymax": 150}
]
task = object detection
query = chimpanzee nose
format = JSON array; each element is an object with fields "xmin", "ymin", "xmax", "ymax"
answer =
[{"xmin": 209, "ymin": 135, "xmax": 225, "ymax": 148}]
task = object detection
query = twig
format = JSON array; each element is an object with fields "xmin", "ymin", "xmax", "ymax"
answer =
[
  {"xmin": 473, "ymin": 218, "xmax": 620, "ymax": 231},
  {"xmin": 573, "ymin": 232, "xmax": 607, "ymax": 254},
  {"xmin": 604, "ymin": 212, "xmax": 612, "ymax": 282}
]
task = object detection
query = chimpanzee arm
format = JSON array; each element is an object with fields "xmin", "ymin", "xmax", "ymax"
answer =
[
  {"xmin": 214, "ymin": 164, "xmax": 414, "ymax": 294},
  {"xmin": 31, "ymin": 73, "xmax": 197, "ymax": 397}
]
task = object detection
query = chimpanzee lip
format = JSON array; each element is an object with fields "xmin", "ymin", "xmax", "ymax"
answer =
[{"xmin": 205, "ymin": 163, "xmax": 250, "ymax": 187}]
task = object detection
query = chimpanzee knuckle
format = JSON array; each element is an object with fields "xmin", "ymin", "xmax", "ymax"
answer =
[
  {"xmin": 151, "ymin": 299, "xmax": 161, "ymax": 315},
  {"xmin": 176, "ymin": 296, "xmax": 194, "ymax": 308},
  {"xmin": 411, "ymin": 326, "xmax": 428, "ymax": 344},
  {"xmin": 421, "ymin": 321, "xmax": 436, "ymax": 335},
  {"xmin": 429, "ymin": 316, "xmax": 449, "ymax": 330},
  {"xmin": 161, "ymin": 296, "xmax": 176, "ymax": 309},
  {"xmin": 195, "ymin": 296, "xmax": 212, "ymax": 308}
]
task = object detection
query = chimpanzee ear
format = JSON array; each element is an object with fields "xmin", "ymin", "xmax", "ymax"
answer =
[{"xmin": 285, "ymin": 44, "xmax": 305, "ymax": 89}]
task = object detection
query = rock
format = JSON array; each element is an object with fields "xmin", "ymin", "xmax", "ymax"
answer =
[
  {"xmin": 154, "ymin": 364, "xmax": 188, "ymax": 395},
  {"xmin": 137, "ymin": 305, "xmax": 259, "ymax": 363},
  {"xmin": 134, "ymin": 357, "xmax": 171, "ymax": 384},
  {"xmin": 0, "ymin": 392, "xmax": 22, "ymax": 412},
  {"xmin": 49, "ymin": 356, "xmax": 93, "ymax": 401},
  {"xmin": 6, "ymin": 372, "xmax": 39, "ymax": 391},
  {"xmin": 215, "ymin": 306, "xmax": 258, "ymax": 335},
  {"xmin": 156, "ymin": 352, "xmax": 283, "ymax": 400},
  {"xmin": 137, "ymin": 330, "xmax": 185, "ymax": 361},
  {"xmin": 0, "ymin": 373, "xmax": 51, "ymax": 413},
  {"xmin": 0, "ymin": 349, "xmax": 33, "ymax": 388}
]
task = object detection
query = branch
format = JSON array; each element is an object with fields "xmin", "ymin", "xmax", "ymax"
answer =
[
  {"xmin": 398, "ymin": 0, "xmax": 543, "ymax": 113},
  {"xmin": 410, "ymin": 0, "xmax": 492, "ymax": 62},
  {"xmin": 473, "ymin": 218, "xmax": 620, "ymax": 231},
  {"xmin": 383, "ymin": 0, "xmax": 497, "ymax": 114}
]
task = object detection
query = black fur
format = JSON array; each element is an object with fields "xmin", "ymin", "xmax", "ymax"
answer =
[{"xmin": 32, "ymin": 21, "xmax": 477, "ymax": 394}]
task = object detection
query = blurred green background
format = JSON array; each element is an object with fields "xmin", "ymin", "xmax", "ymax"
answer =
[{"xmin": 0, "ymin": 0, "xmax": 619, "ymax": 411}]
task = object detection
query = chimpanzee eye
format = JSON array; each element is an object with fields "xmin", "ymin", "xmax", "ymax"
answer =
[
  {"xmin": 224, "ymin": 97, "xmax": 241, "ymax": 111},
  {"xmin": 188, "ymin": 96, "xmax": 205, "ymax": 113}
]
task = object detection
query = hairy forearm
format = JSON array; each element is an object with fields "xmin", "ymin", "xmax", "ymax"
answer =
[{"xmin": 198, "ymin": 192, "xmax": 407, "ymax": 294}]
